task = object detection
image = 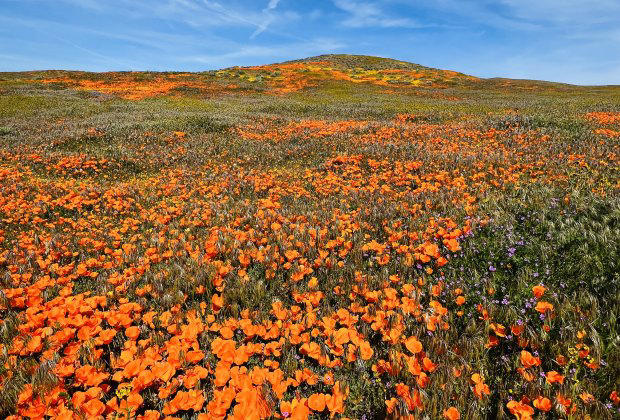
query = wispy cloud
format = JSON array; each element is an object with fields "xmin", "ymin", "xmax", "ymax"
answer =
[
  {"xmin": 57, "ymin": 0, "xmax": 106, "ymax": 11},
  {"xmin": 0, "ymin": 14, "xmax": 137, "ymax": 69},
  {"xmin": 333, "ymin": 0, "xmax": 421, "ymax": 28},
  {"xmin": 185, "ymin": 37, "xmax": 345, "ymax": 68},
  {"xmin": 413, "ymin": 0, "xmax": 540, "ymax": 31},
  {"xmin": 268, "ymin": 0, "xmax": 280, "ymax": 7},
  {"xmin": 497, "ymin": 0, "xmax": 620, "ymax": 25},
  {"xmin": 250, "ymin": 0, "xmax": 281, "ymax": 39}
]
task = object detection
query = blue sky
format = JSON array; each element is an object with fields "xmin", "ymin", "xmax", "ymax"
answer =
[{"xmin": 1, "ymin": 0, "xmax": 619, "ymax": 85}]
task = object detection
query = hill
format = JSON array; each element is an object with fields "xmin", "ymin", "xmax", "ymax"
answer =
[{"xmin": 4, "ymin": 54, "xmax": 608, "ymax": 102}]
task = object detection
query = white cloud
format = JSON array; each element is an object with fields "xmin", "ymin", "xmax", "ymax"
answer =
[
  {"xmin": 479, "ymin": 50, "xmax": 620, "ymax": 85},
  {"xmin": 308, "ymin": 9, "xmax": 322, "ymax": 20},
  {"xmin": 333, "ymin": 0, "xmax": 421, "ymax": 28},
  {"xmin": 267, "ymin": 0, "xmax": 280, "ymax": 11},
  {"xmin": 56, "ymin": 0, "xmax": 105, "ymax": 10},
  {"xmin": 251, "ymin": 0, "xmax": 280, "ymax": 39},
  {"xmin": 497, "ymin": 0, "xmax": 620, "ymax": 25},
  {"xmin": 0, "ymin": 14, "xmax": 138, "ymax": 69},
  {"xmin": 185, "ymin": 38, "xmax": 346, "ymax": 68}
]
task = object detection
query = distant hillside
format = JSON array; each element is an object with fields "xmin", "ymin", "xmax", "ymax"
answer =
[{"xmin": 3, "ymin": 54, "xmax": 616, "ymax": 102}]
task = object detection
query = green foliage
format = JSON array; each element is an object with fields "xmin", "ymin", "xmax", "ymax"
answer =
[{"xmin": 441, "ymin": 185, "xmax": 619, "ymax": 416}]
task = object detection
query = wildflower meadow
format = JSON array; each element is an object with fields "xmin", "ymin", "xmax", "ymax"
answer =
[{"xmin": 0, "ymin": 55, "xmax": 618, "ymax": 419}]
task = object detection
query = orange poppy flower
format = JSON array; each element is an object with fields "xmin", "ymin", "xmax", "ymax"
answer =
[
  {"xmin": 579, "ymin": 392, "xmax": 595, "ymax": 404},
  {"xmin": 422, "ymin": 357, "xmax": 436, "ymax": 372},
  {"xmin": 125, "ymin": 326, "xmax": 140, "ymax": 340},
  {"xmin": 535, "ymin": 301, "xmax": 554, "ymax": 314},
  {"xmin": 96, "ymin": 329, "xmax": 117, "ymax": 345},
  {"xmin": 517, "ymin": 367, "xmax": 535, "ymax": 382},
  {"xmin": 82, "ymin": 399, "xmax": 105, "ymax": 417},
  {"xmin": 404, "ymin": 336, "xmax": 423, "ymax": 354},
  {"xmin": 520, "ymin": 350, "xmax": 541, "ymax": 368},
  {"xmin": 471, "ymin": 374, "xmax": 490, "ymax": 399},
  {"xmin": 300, "ymin": 342, "xmax": 321, "ymax": 360},
  {"xmin": 511, "ymin": 324, "xmax": 524, "ymax": 336},
  {"xmin": 506, "ymin": 400, "xmax": 534, "ymax": 419},
  {"xmin": 307, "ymin": 393, "xmax": 326, "ymax": 411},
  {"xmin": 185, "ymin": 349, "xmax": 205, "ymax": 364},
  {"xmin": 212, "ymin": 294, "xmax": 224, "ymax": 313},
  {"xmin": 26, "ymin": 336, "xmax": 43, "ymax": 354},
  {"xmin": 139, "ymin": 410, "xmax": 162, "ymax": 420},
  {"xmin": 326, "ymin": 382, "xmax": 347, "ymax": 415},
  {"xmin": 532, "ymin": 285, "xmax": 545, "ymax": 299},
  {"xmin": 211, "ymin": 338, "xmax": 236, "ymax": 363},
  {"xmin": 444, "ymin": 238, "xmax": 460, "ymax": 252},
  {"xmin": 533, "ymin": 396, "xmax": 551, "ymax": 411},
  {"xmin": 163, "ymin": 389, "xmax": 205, "ymax": 415},
  {"xmin": 443, "ymin": 406, "xmax": 460, "ymax": 420},
  {"xmin": 359, "ymin": 340, "xmax": 374, "ymax": 360},
  {"xmin": 545, "ymin": 371, "xmax": 564, "ymax": 384},
  {"xmin": 556, "ymin": 394, "xmax": 571, "ymax": 408},
  {"xmin": 385, "ymin": 397, "xmax": 399, "ymax": 414}
]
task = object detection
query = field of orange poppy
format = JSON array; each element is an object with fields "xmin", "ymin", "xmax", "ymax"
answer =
[{"xmin": 0, "ymin": 54, "xmax": 619, "ymax": 419}]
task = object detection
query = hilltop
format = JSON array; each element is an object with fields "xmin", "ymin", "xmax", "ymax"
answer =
[{"xmin": 284, "ymin": 54, "xmax": 440, "ymax": 71}]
